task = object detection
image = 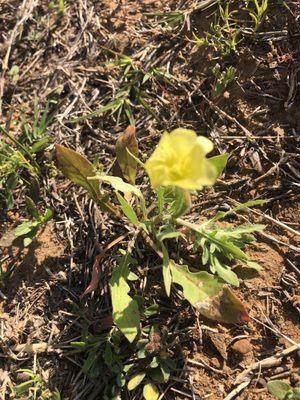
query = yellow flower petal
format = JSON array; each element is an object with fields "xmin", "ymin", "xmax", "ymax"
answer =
[{"xmin": 145, "ymin": 128, "xmax": 217, "ymax": 190}]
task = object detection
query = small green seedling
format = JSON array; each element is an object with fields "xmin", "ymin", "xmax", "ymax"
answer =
[
  {"xmin": 49, "ymin": 0, "xmax": 64, "ymax": 15},
  {"xmin": 267, "ymin": 380, "xmax": 300, "ymax": 399},
  {"xmin": 211, "ymin": 65, "xmax": 236, "ymax": 97},
  {"xmin": 249, "ymin": 0, "xmax": 268, "ymax": 32},
  {"xmin": 13, "ymin": 369, "xmax": 61, "ymax": 400},
  {"xmin": 14, "ymin": 197, "xmax": 53, "ymax": 246},
  {"xmin": 146, "ymin": 11, "xmax": 186, "ymax": 28},
  {"xmin": 190, "ymin": 3, "xmax": 240, "ymax": 55},
  {"xmin": 8, "ymin": 65, "xmax": 20, "ymax": 84},
  {"xmin": 0, "ymin": 99, "xmax": 53, "ymax": 207}
]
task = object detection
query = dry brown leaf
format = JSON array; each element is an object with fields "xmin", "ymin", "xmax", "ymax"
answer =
[{"xmin": 196, "ymin": 286, "xmax": 250, "ymax": 324}]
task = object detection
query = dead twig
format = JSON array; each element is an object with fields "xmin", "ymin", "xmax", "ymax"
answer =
[{"xmin": 235, "ymin": 343, "xmax": 300, "ymax": 385}]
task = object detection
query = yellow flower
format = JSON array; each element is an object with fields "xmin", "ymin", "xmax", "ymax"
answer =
[{"xmin": 145, "ymin": 128, "xmax": 217, "ymax": 190}]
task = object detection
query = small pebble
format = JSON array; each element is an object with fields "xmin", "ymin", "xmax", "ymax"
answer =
[
  {"xmin": 210, "ymin": 357, "xmax": 221, "ymax": 369},
  {"xmin": 257, "ymin": 378, "xmax": 267, "ymax": 388},
  {"xmin": 291, "ymin": 373, "xmax": 300, "ymax": 385},
  {"xmin": 231, "ymin": 339, "xmax": 253, "ymax": 355}
]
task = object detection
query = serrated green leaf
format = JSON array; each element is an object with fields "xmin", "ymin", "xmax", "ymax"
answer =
[
  {"xmin": 267, "ymin": 380, "xmax": 291, "ymax": 399},
  {"xmin": 231, "ymin": 199, "xmax": 268, "ymax": 213},
  {"xmin": 116, "ymin": 192, "xmax": 140, "ymax": 226},
  {"xmin": 56, "ymin": 144, "xmax": 100, "ymax": 201},
  {"xmin": 143, "ymin": 382, "xmax": 159, "ymax": 400},
  {"xmin": 210, "ymin": 255, "xmax": 239, "ymax": 286},
  {"xmin": 208, "ymin": 153, "xmax": 229, "ymax": 177},
  {"xmin": 170, "ymin": 261, "xmax": 223, "ymax": 306},
  {"xmin": 217, "ymin": 224, "xmax": 265, "ymax": 238},
  {"xmin": 128, "ymin": 372, "xmax": 146, "ymax": 391},
  {"xmin": 220, "ymin": 240, "xmax": 248, "ymax": 259},
  {"xmin": 109, "ymin": 252, "xmax": 140, "ymax": 342}
]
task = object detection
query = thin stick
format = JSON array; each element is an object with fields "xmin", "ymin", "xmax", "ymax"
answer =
[
  {"xmin": 224, "ymin": 381, "xmax": 251, "ymax": 400},
  {"xmin": 235, "ymin": 344, "xmax": 300, "ymax": 385}
]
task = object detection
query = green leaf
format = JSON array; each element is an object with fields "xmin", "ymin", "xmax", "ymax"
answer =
[
  {"xmin": 58, "ymin": 0, "xmax": 64, "ymax": 14},
  {"xmin": 144, "ymin": 304, "xmax": 159, "ymax": 317},
  {"xmin": 109, "ymin": 251, "xmax": 140, "ymax": 342},
  {"xmin": 208, "ymin": 153, "xmax": 229, "ymax": 177},
  {"xmin": 156, "ymin": 186, "xmax": 165, "ymax": 214},
  {"xmin": 14, "ymin": 222, "xmax": 34, "ymax": 237},
  {"xmin": 71, "ymin": 99, "xmax": 123, "ymax": 123},
  {"xmin": 216, "ymin": 224, "xmax": 265, "ymax": 238},
  {"xmin": 231, "ymin": 199, "xmax": 268, "ymax": 213},
  {"xmin": 157, "ymin": 226, "xmax": 183, "ymax": 241},
  {"xmin": 170, "ymin": 261, "xmax": 223, "ymax": 306},
  {"xmin": 160, "ymin": 363, "xmax": 170, "ymax": 383},
  {"xmin": 115, "ymin": 125, "xmax": 139, "ymax": 184},
  {"xmin": 149, "ymin": 368, "xmax": 165, "ymax": 383},
  {"xmin": 55, "ymin": 145, "xmax": 100, "ymax": 201},
  {"xmin": 293, "ymin": 387, "xmax": 300, "ymax": 399},
  {"xmin": 246, "ymin": 260, "xmax": 262, "ymax": 271},
  {"xmin": 218, "ymin": 239, "xmax": 248, "ymax": 259},
  {"xmin": 267, "ymin": 380, "xmax": 291, "ymax": 399},
  {"xmin": 91, "ymin": 175, "xmax": 142, "ymax": 198},
  {"xmin": 150, "ymin": 357, "xmax": 159, "ymax": 368},
  {"xmin": 210, "ymin": 255, "xmax": 239, "ymax": 286},
  {"xmin": 43, "ymin": 208, "xmax": 53, "ymax": 222},
  {"xmin": 143, "ymin": 382, "xmax": 159, "ymax": 400},
  {"xmin": 52, "ymin": 388, "xmax": 62, "ymax": 400},
  {"xmin": 128, "ymin": 372, "xmax": 146, "ymax": 391},
  {"xmin": 161, "ymin": 243, "xmax": 172, "ymax": 297},
  {"xmin": 23, "ymin": 237, "xmax": 33, "ymax": 247},
  {"xmin": 170, "ymin": 188, "xmax": 191, "ymax": 218},
  {"xmin": 31, "ymin": 136, "xmax": 52, "ymax": 153},
  {"xmin": 116, "ymin": 192, "xmax": 140, "ymax": 226},
  {"xmin": 25, "ymin": 196, "xmax": 39, "ymax": 219},
  {"xmin": 14, "ymin": 380, "xmax": 36, "ymax": 395}
]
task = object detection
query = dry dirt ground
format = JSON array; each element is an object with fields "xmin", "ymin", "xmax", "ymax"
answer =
[{"xmin": 0, "ymin": 0, "xmax": 300, "ymax": 399}]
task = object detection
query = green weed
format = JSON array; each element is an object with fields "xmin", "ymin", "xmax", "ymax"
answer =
[
  {"xmin": 14, "ymin": 196, "xmax": 53, "ymax": 246},
  {"xmin": 249, "ymin": 0, "xmax": 269, "ymax": 32},
  {"xmin": 211, "ymin": 64, "xmax": 236, "ymax": 97},
  {"xmin": 0, "ymin": 100, "xmax": 53, "ymax": 208},
  {"xmin": 13, "ymin": 369, "xmax": 61, "ymax": 400}
]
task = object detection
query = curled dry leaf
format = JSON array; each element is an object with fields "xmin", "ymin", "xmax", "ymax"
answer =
[
  {"xmin": 115, "ymin": 125, "xmax": 138, "ymax": 184},
  {"xmin": 81, "ymin": 254, "xmax": 103, "ymax": 298}
]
